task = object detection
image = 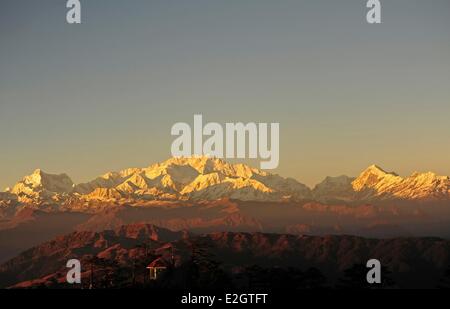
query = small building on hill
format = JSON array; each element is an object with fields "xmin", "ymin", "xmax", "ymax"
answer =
[{"xmin": 146, "ymin": 257, "xmax": 171, "ymax": 280}]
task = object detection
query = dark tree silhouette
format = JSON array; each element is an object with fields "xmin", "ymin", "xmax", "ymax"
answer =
[
  {"xmin": 336, "ymin": 263, "xmax": 395, "ymax": 289},
  {"xmin": 299, "ymin": 267, "xmax": 327, "ymax": 289},
  {"xmin": 240, "ymin": 265, "xmax": 327, "ymax": 289},
  {"xmin": 80, "ymin": 255, "xmax": 129, "ymax": 289},
  {"xmin": 184, "ymin": 237, "xmax": 231, "ymax": 289},
  {"xmin": 437, "ymin": 265, "xmax": 450, "ymax": 288}
]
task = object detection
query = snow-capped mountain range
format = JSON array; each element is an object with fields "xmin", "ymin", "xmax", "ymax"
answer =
[{"xmin": 1, "ymin": 157, "xmax": 449, "ymax": 207}]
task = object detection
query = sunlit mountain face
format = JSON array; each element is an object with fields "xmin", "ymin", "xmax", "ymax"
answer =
[{"xmin": 1, "ymin": 156, "xmax": 449, "ymax": 209}]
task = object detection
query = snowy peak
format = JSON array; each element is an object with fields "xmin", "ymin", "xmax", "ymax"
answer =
[
  {"xmin": 351, "ymin": 165, "xmax": 449, "ymax": 200},
  {"xmin": 312, "ymin": 175, "xmax": 355, "ymax": 202},
  {"xmin": 400, "ymin": 171, "xmax": 450, "ymax": 199},
  {"xmin": 352, "ymin": 164, "xmax": 402, "ymax": 192},
  {"xmin": 357, "ymin": 165, "xmax": 402, "ymax": 181},
  {"xmin": 68, "ymin": 156, "xmax": 310, "ymax": 202},
  {"xmin": 1, "ymin": 160, "xmax": 449, "ymax": 207},
  {"xmin": 151, "ymin": 156, "xmax": 264, "ymax": 179},
  {"xmin": 140, "ymin": 156, "xmax": 304, "ymax": 201},
  {"xmin": 363, "ymin": 164, "xmax": 390, "ymax": 175},
  {"xmin": 311, "ymin": 165, "xmax": 450, "ymax": 202},
  {"xmin": 8, "ymin": 169, "xmax": 74, "ymax": 204},
  {"xmin": 31, "ymin": 169, "xmax": 73, "ymax": 191},
  {"xmin": 11, "ymin": 169, "xmax": 74, "ymax": 195}
]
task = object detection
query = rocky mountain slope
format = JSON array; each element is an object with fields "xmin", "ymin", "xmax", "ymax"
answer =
[
  {"xmin": 1, "ymin": 224, "xmax": 449, "ymax": 288},
  {"xmin": 3, "ymin": 197, "xmax": 450, "ymax": 265}
]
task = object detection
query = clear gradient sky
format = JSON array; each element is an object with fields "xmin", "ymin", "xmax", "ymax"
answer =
[{"xmin": 1, "ymin": 0, "xmax": 449, "ymax": 189}]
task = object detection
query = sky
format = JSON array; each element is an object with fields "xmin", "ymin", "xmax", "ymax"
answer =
[{"xmin": 1, "ymin": 0, "xmax": 449, "ymax": 189}]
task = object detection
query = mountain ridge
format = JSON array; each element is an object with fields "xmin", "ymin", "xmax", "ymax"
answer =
[
  {"xmin": 1, "ymin": 223, "xmax": 449, "ymax": 289},
  {"xmin": 1, "ymin": 157, "xmax": 449, "ymax": 210}
]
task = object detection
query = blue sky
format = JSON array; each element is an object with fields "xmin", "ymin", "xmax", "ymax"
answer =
[{"xmin": 1, "ymin": 0, "xmax": 449, "ymax": 188}]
